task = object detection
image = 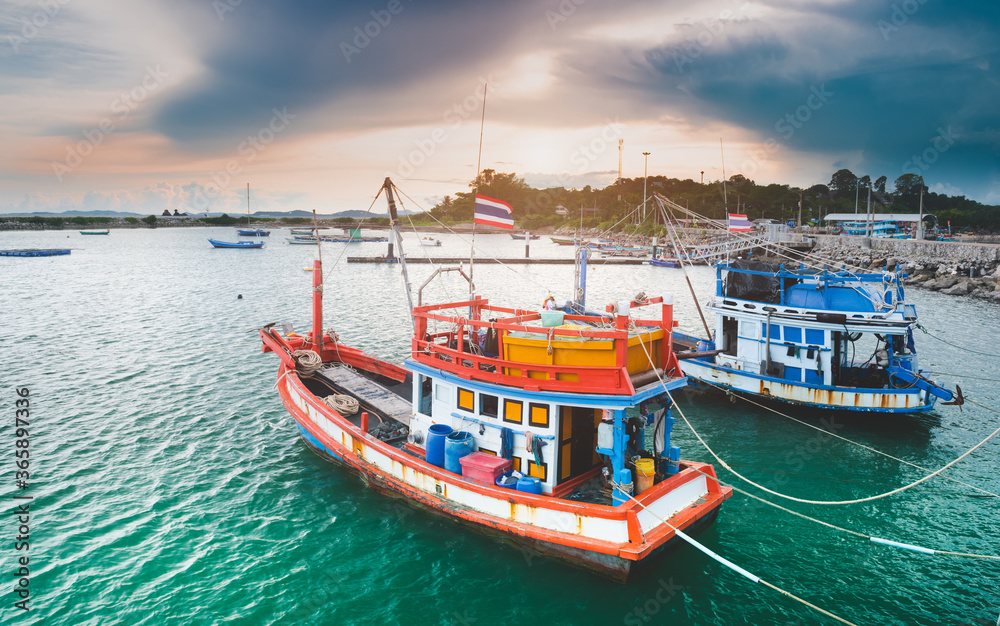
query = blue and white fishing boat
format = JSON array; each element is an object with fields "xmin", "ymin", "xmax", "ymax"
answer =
[
  {"xmin": 674, "ymin": 259, "xmax": 962, "ymax": 413},
  {"xmin": 209, "ymin": 238, "xmax": 264, "ymax": 249}
]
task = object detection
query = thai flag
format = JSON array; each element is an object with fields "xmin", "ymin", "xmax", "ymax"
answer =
[
  {"xmin": 728, "ymin": 213, "xmax": 751, "ymax": 232},
  {"xmin": 474, "ymin": 194, "xmax": 514, "ymax": 229}
]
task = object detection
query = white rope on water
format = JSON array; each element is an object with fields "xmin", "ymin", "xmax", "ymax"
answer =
[
  {"xmin": 697, "ymin": 379, "xmax": 1000, "ymax": 499},
  {"xmin": 608, "ymin": 479, "xmax": 858, "ymax": 626},
  {"xmin": 631, "ymin": 330, "xmax": 1000, "ymax": 506},
  {"xmin": 679, "ymin": 462, "xmax": 1000, "ymax": 561}
]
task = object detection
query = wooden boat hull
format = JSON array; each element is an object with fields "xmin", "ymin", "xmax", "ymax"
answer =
[
  {"xmin": 208, "ymin": 238, "xmax": 264, "ymax": 249},
  {"xmin": 271, "ymin": 355, "xmax": 730, "ymax": 582}
]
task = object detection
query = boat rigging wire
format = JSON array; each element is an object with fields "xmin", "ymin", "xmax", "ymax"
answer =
[
  {"xmin": 322, "ymin": 186, "xmax": 385, "ymax": 282},
  {"xmin": 630, "ymin": 326, "xmax": 1000, "ymax": 505},
  {"xmin": 607, "ymin": 480, "xmax": 858, "ymax": 626},
  {"xmin": 390, "ymin": 185, "xmax": 560, "ymax": 299},
  {"xmin": 915, "ymin": 324, "xmax": 1000, "ymax": 358}
]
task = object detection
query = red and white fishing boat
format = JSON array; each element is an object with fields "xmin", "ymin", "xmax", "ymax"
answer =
[{"xmin": 260, "ymin": 178, "xmax": 731, "ymax": 581}]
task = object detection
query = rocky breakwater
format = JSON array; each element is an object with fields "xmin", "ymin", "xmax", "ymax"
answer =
[{"xmin": 811, "ymin": 234, "xmax": 1000, "ymax": 303}]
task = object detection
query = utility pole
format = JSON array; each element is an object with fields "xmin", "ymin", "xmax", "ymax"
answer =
[
  {"xmin": 617, "ymin": 139, "xmax": 623, "ymax": 202},
  {"xmin": 642, "ymin": 151, "xmax": 651, "ymax": 223},
  {"xmin": 797, "ymin": 190, "xmax": 803, "ymax": 231},
  {"xmin": 917, "ymin": 185, "xmax": 925, "ymax": 240}
]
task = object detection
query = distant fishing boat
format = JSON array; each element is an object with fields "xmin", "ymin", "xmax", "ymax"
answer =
[
  {"xmin": 260, "ymin": 178, "xmax": 731, "ymax": 581},
  {"xmin": 212, "ymin": 183, "xmax": 267, "ymax": 248},
  {"xmin": 80, "ymin": 229, "xmax": 110, "ymax": 235},
  {"xmin": 289, "ymin": 228, "xmax": 315, "ymax": 235},
  {"xmin": 286, "ymin": 237, "xmax": 316, "ymax": 245},
  {"xmin": 208, "ymin": 238, "xmax": 264, "ymax": 249},
  {"xmin": 510, "ymin": 232, "xmax": 540, "ymax": 240},
  {"xmin": 419, "ymin": 236, "xmax": 441, "ymax": 247},
  {"xmin": 648, "ymin": 258, "xmax": 680, "ymax": 268}
]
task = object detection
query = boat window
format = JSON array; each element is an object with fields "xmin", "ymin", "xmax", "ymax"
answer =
[
  {"xmin": 527, "ymin": 460, "xmax": 548, "ymax": 482},
  {"xmin": 503, "ymin": 399, "xmax": 523, "ymax": 424},
  {"xmin": 805, "ymin": 329, "xmax": 824, "ymax": 345},
  {"xmin": 763, "ymin": 323, "xmax": 780, "ymax": 340},
  {"xmin": 435, "ymin": 383, "xmax": 451, "ymax": 402},
  {"xmin": 480, "ymin": 393, "xmax": 498, "ymax": 418},
  {"xmin": 509, "ymin": 457, "xmax": 522, "ymax": 473},
  {"xmin": 739, "ymin": 320, "xmax": 758, "ymax": 339},
  {"xmin": 477, "ymin": 448, "xmax": 497, "ymax": 456},
  {"xmin": 418, "ymin": 376, "xmax": 433, "ymax": 415},
  {"xmin": 784, "ymin": 327, "xmax": 802, "ymax": 343},
  {"xmin": 529, "ymin": 402, "xmax": 550, "ymax": 428},
  {"xmin": 457, "ymin": 387, "xmax": 475, "ymax": 412}
]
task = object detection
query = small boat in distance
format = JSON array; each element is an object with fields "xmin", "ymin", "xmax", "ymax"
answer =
[
  {"xmin": 80, "ymin": 229, "xmax": 110, "ymax": 235},
  {"xmin": 260, "ymin": 178, "xmax": 731, "ymax": 581},
  {"xmin": 510, "ymin": 232, "xmax": 540, "ymax": 240},
  {"xmin": 237, "ymin": 184, "xmax": 270, "ymax": 237},
  {"xmin": 419, "ymin": 236, "xmax": 441, "ymax": 246},
  {"xmin": 208, "ymin": 238, "xmax": 264, "ymax": 249}
]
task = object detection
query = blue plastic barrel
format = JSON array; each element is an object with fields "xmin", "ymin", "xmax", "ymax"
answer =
[
  {"xmin": 425, "ymin": 424, "xmax": 453, "ymax": 468},
  {"xmin": 495, "ymin": 471, "xmax": 519, "ymax": 489},
  {"xmin": 444, "ymin": 431, "xmax": 474, "ymax": 474},
  {"xmin": 515, "ymin": 476, "xmax": 542, "ymax": 494}
]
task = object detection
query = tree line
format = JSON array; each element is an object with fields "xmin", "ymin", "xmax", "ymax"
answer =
[{"xmin": 411, "ymin": 168, "xmax": 1000, "ymax": 232}]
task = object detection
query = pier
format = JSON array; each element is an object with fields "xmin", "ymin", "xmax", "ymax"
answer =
[{"xmin": 347, "ymin": 256, "xmax": 650, "ymax": 265}]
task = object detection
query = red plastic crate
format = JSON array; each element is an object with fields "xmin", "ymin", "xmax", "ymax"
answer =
[{"xmin": 460, "ymin": 452, "xmax": 512, "ymax": 486}]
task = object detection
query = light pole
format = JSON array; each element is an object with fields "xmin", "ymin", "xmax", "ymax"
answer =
[
  {"xmin": 854, "ymin": 180, "xmax": 860, "ymax": 214},
  {"xmin": 642, "ymin": 151, "xmax": 651, "ymax": 222},
  {"xmin": 700, "ymin": 170, "xmax": 704, "ymax": 185}
]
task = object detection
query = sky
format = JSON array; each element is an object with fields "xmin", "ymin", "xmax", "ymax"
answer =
[{"xmin": 1, "ymin": 0, "xmax": 998, "ymax": 216}]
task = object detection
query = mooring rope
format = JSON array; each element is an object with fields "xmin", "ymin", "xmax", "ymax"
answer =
[
  {"xmin": 608, "ymin": 479, "xmax": 857, "ymax": 626},
  {"xmin": 697, "ymin": 379, "xmax": 999, "ymax": 498},
  {"xmin": 679, "ymin": 462, "xmax": 1000, "ymax": 561},
  {"xmin": 631, "ymin": 329, "xmax": 1000, "ymax": 505},
  {"xmin": 916, "ymin": 324, "xmax": 1000, "ymax": 358}
]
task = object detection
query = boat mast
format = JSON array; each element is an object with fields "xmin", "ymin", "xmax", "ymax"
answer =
[
  {"xmin": 247, "ymin": 183, "xmax": 251, "ymax": 230},
  {"xmin": 383, "ymin": 178, "xmax": 415, "ymax": 322},
  {"xmin": 312, "ymin": 208, "xmax": 324, "ymax": 355}
]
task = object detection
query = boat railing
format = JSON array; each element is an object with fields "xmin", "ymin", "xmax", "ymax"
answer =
[{"xmin": 410, "ymin": 295, "xmax": 680, "ymax": 395}]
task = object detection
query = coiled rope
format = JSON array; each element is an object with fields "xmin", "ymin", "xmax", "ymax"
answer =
[
  {"xmin": 293, "ymin": 350, "xmax": 323, "ymax": 377},
  {"xmin": 323, "ymin": 394, "xmax": 359, "ymax": 416}
]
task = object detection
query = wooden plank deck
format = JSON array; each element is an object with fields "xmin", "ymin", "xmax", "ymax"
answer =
[{"xmin": 315, "ymin": 365, "xmax": 413, "ymax": 427}]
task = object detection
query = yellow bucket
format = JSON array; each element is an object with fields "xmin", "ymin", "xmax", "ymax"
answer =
[{"xmin": 635, "ymin": 459, "xmax": 655, "ymax": 476}]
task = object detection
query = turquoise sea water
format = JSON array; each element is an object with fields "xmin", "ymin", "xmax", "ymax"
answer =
[{"xmin": 2, "ymin": 227, "xmax": 999, "ymax": 625}]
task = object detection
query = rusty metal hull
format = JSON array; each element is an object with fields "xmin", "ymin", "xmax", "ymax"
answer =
[
  {"xmin": 297, "ymin": 422, "xmax": 725, "ymax": 582},
  {"xmin": 681, "ymin": 359, "xmax": 934, "ymax": 413}
]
